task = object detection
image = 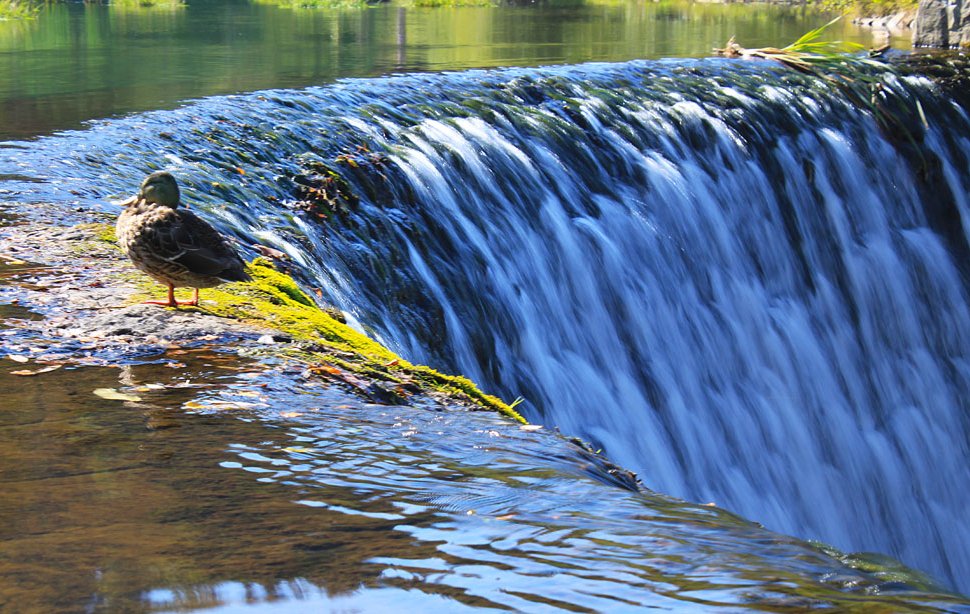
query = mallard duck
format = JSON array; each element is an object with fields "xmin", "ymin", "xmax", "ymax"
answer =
[{"xmin": 116, "ymin": 171, "xmax": 251, "ymax": 307}]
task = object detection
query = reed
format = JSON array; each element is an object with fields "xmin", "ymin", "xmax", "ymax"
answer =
[{"xmin": 715, "ymin": 17, "xmax": 869, "ymax": 72}]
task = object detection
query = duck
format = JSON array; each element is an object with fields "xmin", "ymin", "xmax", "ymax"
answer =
[{"xmin": 116, "ymin": 171, "xmax": 251, "ymax": 307}]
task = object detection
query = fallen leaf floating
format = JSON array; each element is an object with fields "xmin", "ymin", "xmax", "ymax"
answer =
[
  {"xmin": 10, "ymin": 365, "xmax": 62, "ymax": 376},
  {"xmin": 93, "ymin": 388, "xmax": 143, "ymax": 402},
  {"xmin": 7, "ymin": 355, "xmax": 29, "ymax": 363}
]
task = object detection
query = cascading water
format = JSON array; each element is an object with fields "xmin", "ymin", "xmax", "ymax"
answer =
[{"xmin": 8, "ymin": 58, "xmax": 970, "ymax": 593}]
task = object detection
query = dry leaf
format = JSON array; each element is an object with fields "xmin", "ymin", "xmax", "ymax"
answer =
[
  {"xmin": 252, "ymin": 244, "xmax": 289, "ymax": 260},
  {"xmin": 314, "ymin": 364, "xmax": 343, "ymax": 376},
  {"xmin": 11, "ymin": 365, "xmax": 62, "ymax": 376},
  {"xmin": 93, "ymin": 388, "xmax": 142, "ymax": 402},
  {"xmin": 131, "ymin": 383, "xmax": 166, "ymax": 392}
]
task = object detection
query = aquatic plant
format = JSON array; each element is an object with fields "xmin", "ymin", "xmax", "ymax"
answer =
[
  {"xmin": 715, "ymin": 17, "xmax": 868, "ymax": 73},
  {"xmin": 125, "ymin": 250, "xmax": 526, "ymax": 422}
]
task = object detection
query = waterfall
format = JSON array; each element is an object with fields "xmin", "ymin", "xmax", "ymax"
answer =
[
  {"xmin": 11, "ymin": 58, "xmax": 970, "ymax": 593},
  {"xmin": 298, "ymin": 62, "xmax": 970, "ymax": 592}
]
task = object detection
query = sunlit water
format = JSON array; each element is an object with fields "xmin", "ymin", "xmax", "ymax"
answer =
[{"xmin": 0, "ymin": 0, "xmax": 879, "ymax": 139}]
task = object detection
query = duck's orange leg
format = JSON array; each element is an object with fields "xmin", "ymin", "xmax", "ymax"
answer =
[
  {"xmin": 144, "ymin": 283, "xmax": 179, "ymax": 307},
  {"xmin": 177, "ymin": 288, "xmax": 200, "ymax": 307}
]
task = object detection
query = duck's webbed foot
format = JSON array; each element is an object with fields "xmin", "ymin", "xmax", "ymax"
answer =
[{"xmin": 143, "ymin": 283, "xmax": 181, "ymax": 308}]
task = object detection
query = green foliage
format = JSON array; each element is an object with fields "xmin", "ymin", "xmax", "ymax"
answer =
[
  {"xmin": 0, "ymin": 0, "xmax": 39, "ymax": 20},
  {"xmin": 109, "ymin": 0, "xmax": 186, "ymax": 9}
]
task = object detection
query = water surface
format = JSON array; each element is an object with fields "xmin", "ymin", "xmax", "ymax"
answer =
[
  {"xmin": 0, "ymin": 344, "xmax": 963, "ymax": 612},
  {"xmin": 0, "ymin": 0, "xmax": 880, "ymax": 139}
]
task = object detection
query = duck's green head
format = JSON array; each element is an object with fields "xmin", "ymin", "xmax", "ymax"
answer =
[{"xmin": 139, "ymin": 171, "xmax": 181, "ymax": 208}]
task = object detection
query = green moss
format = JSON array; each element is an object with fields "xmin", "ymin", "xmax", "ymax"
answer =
[
  {"xmin": 63, "ymin": 223, "xmax": 122, "ymax": 259},
  {"xmin": 135, "ymin": 256, "xmax": 524, "ymax": 423},
  {"xmin": 83, "ymin": 222, "xmax": 120, "ymax": 245}
]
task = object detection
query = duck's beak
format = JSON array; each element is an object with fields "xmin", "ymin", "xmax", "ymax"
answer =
[{"xmin": 117, "ymin": 194, "xmax": 140, "ymax": 208}]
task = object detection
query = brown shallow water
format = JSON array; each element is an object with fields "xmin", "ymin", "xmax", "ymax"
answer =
[{"xmin": 0, "ymin": 350, "xmax": 459, "ymax": 611}]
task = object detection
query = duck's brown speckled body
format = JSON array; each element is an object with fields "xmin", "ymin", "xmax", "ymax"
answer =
[{"xmin": 116, "ymin": 171, "xmax": 251, "ymax": 307}]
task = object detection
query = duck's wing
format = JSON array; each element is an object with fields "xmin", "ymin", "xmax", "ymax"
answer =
[{"xmin": 150, "ymin": 209, "xmax": 251, "ymax": 281}]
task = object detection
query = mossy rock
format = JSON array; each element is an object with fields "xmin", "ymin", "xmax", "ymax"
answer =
[{"xmin": 136, "ymin": 255, "xmax": 524, "ymax": 423}]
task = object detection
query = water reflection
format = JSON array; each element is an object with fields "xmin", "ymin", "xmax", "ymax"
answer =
[
  {"xmin": 0, "ymin": 0, "xmax": 877, "ymax": 139},
  {"xmin": 0, "ymin": 352, "xmax": 438, "ymax": 612},
  {"xmin": 0, "ymin": 345, "xmax": 962, "ymax": 612}
]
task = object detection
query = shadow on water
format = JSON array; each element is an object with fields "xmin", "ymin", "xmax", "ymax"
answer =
[{"xmin": 0, "ymin": 348, "xmax": 966, "ymax": 612}]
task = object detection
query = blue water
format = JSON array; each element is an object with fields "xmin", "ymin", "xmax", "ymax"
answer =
[{"xmin": 5, "ymin": 58, "xmax": 970, "ymax": 595}]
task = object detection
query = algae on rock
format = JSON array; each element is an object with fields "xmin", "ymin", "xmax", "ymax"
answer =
[{"xmin": 134, "ymin": 253, "xmax": 525, "ymax": 423}]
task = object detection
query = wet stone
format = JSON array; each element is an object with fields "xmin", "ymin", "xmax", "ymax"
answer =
[{"xmin": 57, "ymin": 304, "xmax": 268, "ymax": 344}]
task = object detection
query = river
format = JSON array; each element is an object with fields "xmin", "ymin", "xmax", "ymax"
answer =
[{"xmin": 5, "ymin": 1, "xmax": 970, "ymax": 611}]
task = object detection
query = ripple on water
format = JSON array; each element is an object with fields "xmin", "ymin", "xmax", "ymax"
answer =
[{"xmin": 0, "ymin": 342, "xmax": 965, "ymax": 612}]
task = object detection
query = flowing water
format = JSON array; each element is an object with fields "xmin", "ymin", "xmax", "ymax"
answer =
[{"xmin": 3, "ymin": 1, "xmax": 970, "ymax": 607}]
